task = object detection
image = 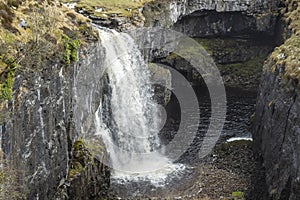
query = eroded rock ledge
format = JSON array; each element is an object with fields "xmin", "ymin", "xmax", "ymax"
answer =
[{"xmin": 143, "ymin": 0, "xmax": 279, "ymax": 32}]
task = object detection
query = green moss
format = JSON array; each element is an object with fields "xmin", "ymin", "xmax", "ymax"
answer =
[
  {"xmin": 0, "ymin": 60, "xmax": 16, "ymax": 101},
  {"xmin": 0, "ymin": 0, "xmax": 95, "ymax": 104},
  {"xmin": 194, "ymin": 38, "xmax": 238, "ymax": 54},
  {"xmin": 0, "ymin": 170, "xmax": 6, "ymax": 184},
  {"xmin": 62, "ymin": 34, "xmax": 81, "ymax": 65},
  {"xmin": 167, "ymin": 38, "xmax": 269, "ymax": 80},
  {"xmin": 268, "ymin": 0, "xmax": 300, "ymax": 88},
  {"xmin": 221, "ymin": 140, "xmax": 252, "ymax": 149},
  {"xmin": 68, "ymin": 161, "xmax": 84, "ymax": 178},
  {"xmin": 167, "ymin": 37, "xmax": 270, "ymax": 61},
  {"xmin": 73, "ymin": 139, "xmax": 85, "ymax": 151},
  {"xmin": 219, "ymin": 55, "xmax": 266, "ymax": 77},
  {"xmin": 232, "ymin": 191, "xmax": 244, "ymax": 199},
  {"xmin": 68, "ymin": 139, "xmax": 92, "ymax": 178},
  {"xmin": 166, "ymin": 44, "xmax": 206, "ymax": 60}
]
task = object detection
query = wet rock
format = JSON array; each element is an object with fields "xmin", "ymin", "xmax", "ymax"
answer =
[
  {"xmin": 1, "ymin": 41, "xmax": 110, "ymax": 199},
  {"xmin": 148, "ymin": 63, "xmax": 172, "ymax": 105}
]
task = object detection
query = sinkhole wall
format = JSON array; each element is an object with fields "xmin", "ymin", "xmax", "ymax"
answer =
[
  {"xmin": 1, "ymin": 39, "xmax": 110, "ymax": 199},
  {"xmin": 252, "ymin": 0, "xmax": 300, "ymax": 199},
  {"xmin": 142, "ymin": 0, "xmax": 280, "ymax": 89}
]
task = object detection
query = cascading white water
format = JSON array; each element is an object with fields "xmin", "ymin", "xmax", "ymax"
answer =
[{"xmin": 95, "ymin": 28, "xmax": 183, "ymax": 185}]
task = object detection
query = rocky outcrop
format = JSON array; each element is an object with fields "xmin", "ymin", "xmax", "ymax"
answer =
[
  {"xmin": 253, "ymin": 62, "xmax": 300, "ymax": 200},
  {"xmin": 55, "ymin": 140, "xmax": 110, "ymax": 200},
  {"xmin": 1, "ymin": 41, "xmax": 110, "ymax": 199},
  {"xmin": 63, "ymin": 1, "xmax": 146, "ymax": 31},
  {"xmin": 252, "ymin": 1, "xmax": 300, "ymax": 199},
  {"xmin": 144, "ymin": 0, "xmax": 279, "ymax": 35},
  {"xmin": 141, "ymin": 0, "xmax": 279, "ymax": 89},
  {"xmin": 158, "ymin": 37, "xmax": 275, "ymax": 88}
]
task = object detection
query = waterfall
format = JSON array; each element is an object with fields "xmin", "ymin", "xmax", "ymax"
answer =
[{"xmin": 95, "ymin": 28, "xmax": 182, "ymax": 184}]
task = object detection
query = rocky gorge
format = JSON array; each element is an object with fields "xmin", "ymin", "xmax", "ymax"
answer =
[{"xmin": 0, "ymin": 0, "xmax": 299, "ymax": 199}]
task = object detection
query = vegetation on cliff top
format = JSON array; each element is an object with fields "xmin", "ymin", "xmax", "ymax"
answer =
[
  {"xmin": 61, "ymin": 0, "xmax": 153, "ymax": 18},
  {"xmin": 269, "ymin": 0, "xmax": 300, "ymax": 88},
  {"xmin": 0, "ymin": 0, "xmax": 97, "ymax": 102}
]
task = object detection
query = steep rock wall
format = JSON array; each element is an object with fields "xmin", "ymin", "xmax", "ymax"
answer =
[
  {"xmin": 253, "ymin": 63, "xmax": 300, "ymax": 200},
  {"xmin": 252, "ymin": 0, "xmax": 300, "ymax": 199},
  {"xmin": 1, "ymin": 42, "xmax": 110, "ymax": 199}
]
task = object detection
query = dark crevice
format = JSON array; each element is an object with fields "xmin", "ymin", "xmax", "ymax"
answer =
[
  {"xmin": 279, "ymin": 94, "xmax": 296, "ymax": 153},
  {"xmin": 173, "ymin": 10, "xmax": 278, "ymax": 38},
  {"xmin": 279, "ymin": 176, "xmax": 292, "ymax": 200}
]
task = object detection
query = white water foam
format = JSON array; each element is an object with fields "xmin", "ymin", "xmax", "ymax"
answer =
[
  {"xmin": 95, "ymin": 28, "xmax": 184, "ymax": 186},
  {"xmin": 226, "ymin": 137, "xmax": 253, "ymax": 143}
]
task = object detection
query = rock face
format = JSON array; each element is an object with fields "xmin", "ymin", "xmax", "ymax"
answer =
[
  {"xmin": 158, "ymin": 37, "xmax": 275, "ymax": 88},
  {"xmin": 148, "ymin": 63, "xmax": 172, "ymax": 105},
  {"xmin": 142, "ymin": 0, "xmax": 279, "ymax": 89},
  {"xmin": 252, "ymin": 1, "xmax": 300, "ymax": 199},
  {"xmin": 55, "ymin": 140, "xmax": 110, "ymax": 200},
  {"xmin": 253, "ymin": 63, "xmax": 300, "ymax": 200},
  {"xmin": 1, "ymin": 42, "xmax": 110, "ymax": 199},
  {"xmin": 144, "ymin": 0, "xmax": 279, "ymax": 34}
]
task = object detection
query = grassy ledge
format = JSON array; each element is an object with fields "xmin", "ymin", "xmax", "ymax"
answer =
[
  {"xmin": 60, "ymin": 0, "xmax": 153, "ymax": 19},
  {"xmin": 268, "ymin": 0, "xmax": 300, "ymax": 88},
  {"xmin": 0, "ymin": 0, "xmax": 97, "ymax": 102}
]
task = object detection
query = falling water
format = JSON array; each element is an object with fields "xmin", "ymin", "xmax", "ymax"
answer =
[{"xmin": 94, "ymin": 28, "xmax": 183, "ymax": 185}]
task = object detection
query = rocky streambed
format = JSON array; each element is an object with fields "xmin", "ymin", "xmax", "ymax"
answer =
[
  {"xmin": 110, "ymin": 139, "xmax": 266, "ymax": 200},
  {"xmin": 108, "ymin": 87, "xmax": 263, "ymax": 199}
]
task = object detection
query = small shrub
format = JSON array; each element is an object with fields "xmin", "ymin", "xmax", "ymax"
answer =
[
  {"xmin": 0, "ymin": 59, "xmax": 16, "ymax": 101},
  {"xmin": 62, "ymin": 34, "xmax": 81, "ymax": 65}
]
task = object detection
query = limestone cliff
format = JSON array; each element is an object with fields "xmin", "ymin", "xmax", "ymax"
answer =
[
  {"xmin": 252, "ymin": 0, "xmax": 300, "ymax": 199},
  {"xmin": 0, "ymin": 1, "xmax": 110, "ymax": 199},
  {"xmin": 144, "ymin": 0, "xmax": 279, "ymax": 36},
  {"xmin": 142, "ymin": 0, "xmax": 279, "ymax": 89}
]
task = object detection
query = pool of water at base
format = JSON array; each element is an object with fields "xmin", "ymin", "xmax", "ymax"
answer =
[{"xmin": 110, "ymin": 86, "xmax": 257, "ymax": 198}]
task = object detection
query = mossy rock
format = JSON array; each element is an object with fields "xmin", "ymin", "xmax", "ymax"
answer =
[
  {"xmin": 68, "ymin": 139, "xmax": 92, "ymax": 178},
  {"xmin": 232, "ymin": 191, "xmax": 245, "ymax": 199},
  {"xmin": 0, "ymin": 0, "xmax": 97, "ymax": 102},
  {"xmin": 268, "ymin": 0, "xmax": 300, "ymax": 89}
]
